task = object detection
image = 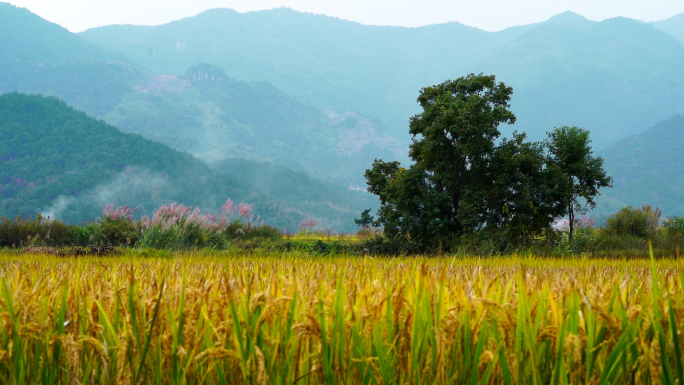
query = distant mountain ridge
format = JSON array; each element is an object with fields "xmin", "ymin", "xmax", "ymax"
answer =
[
  {"xmin": 652, "ymin": 13, "xmax": 684, "ymax": 46},
  {"xmin": 79, "ymin": 7, "xmax": 521, "ymax": 137},
  {"xmin": 80, "ymin": 8, "xmax": 684, "ymax": 149},
  {"xmin": 0, "ymin": 3, "xmax": 116, "ymax": 65},
  {"xmin": 477, "ymin": 15, "xmax": 684, "ymax": 146}
]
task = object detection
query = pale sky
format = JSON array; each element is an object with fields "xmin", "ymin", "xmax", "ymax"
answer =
[{"xmin": 7, "ymin": 0, "xmax": 684, "ymax": 32}]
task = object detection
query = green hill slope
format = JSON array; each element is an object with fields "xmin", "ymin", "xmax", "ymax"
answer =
[
  {"xmin": 595, "ymin": 115, "xmax": 684, "ymax": 218},
  {"xmin": 0, "ymin": 92, "xmax": 241, "ymax": 223},
  {"xmin": 80, "ymin": 9, "xmax": 684, "ymax": 148},
  {"xmin": 0, "ymin": 59, "xmax": 403, "ymax": 185},
  {"xmin": 0, "ymin": 93, "xmax": 376, "ymax": 231}
]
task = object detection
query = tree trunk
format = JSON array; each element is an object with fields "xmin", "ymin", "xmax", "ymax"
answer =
[{"xmin": 568, "ymin": 190, "xmax": 575, "ymax": 242}]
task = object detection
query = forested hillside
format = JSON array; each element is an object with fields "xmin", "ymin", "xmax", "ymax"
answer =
[
  {"xmin": 80, "ymin": 8, "xmax": 684, "ymax": 148},
  {"xmin": 99, "ymin": 63, "xmax": 403, "ymax": 185},
  {"xmin": 596, "ymin": 115, "xmax": 684, "ymax": 218},
  {"xmin": 0, "ymin": 93, "xmax": 376, "ymax": 231},
  {"xmin": 0, "ymin": 93, "xmax": 235, "ymax": 222},
  {"xmin": 0, "ymin": 4, "xmax": 404, "ymax": 186}
]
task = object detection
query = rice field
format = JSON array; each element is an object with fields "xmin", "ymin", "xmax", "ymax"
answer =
[{"xmin": 1, "ymin": 250, "xmax": 682, "ymax": 384}]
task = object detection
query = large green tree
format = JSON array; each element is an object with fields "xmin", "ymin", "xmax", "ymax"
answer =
[
  {"xmin": 546, "ymin": 126, "xmax": 612, "ymax": 241},
  {"xmin": 407, "ymin": 73, "xmax": 517, "ymax": 234},
  {"xmin": 366, "ymin": 74, "xmax": 566, "ymax": 250}
]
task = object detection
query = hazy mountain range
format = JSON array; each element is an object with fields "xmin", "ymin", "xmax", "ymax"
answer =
[
  {"xmin": 1, "ymin": 2, "xmax": 683, "ymax": 226},
  {"xmin": 80, "ymin": 8, "xmax": 684, "ymax": 148}
]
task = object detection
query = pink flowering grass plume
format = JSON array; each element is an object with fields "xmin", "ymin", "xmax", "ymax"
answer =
[
  {"xmin": 237, "ymin": 203, "xmax": 252, "ymax": 219},
  {"xmin": 576, "ymin": 216, "xmax": 596, "ymax": 229},
  {"xmin": 141, "ymin": 198, "xmax": 254, "ymax": 232},
  {"xmin": 220, "ymin": 199, "xmax": 234, "ymax": 219},
  {"xmin": 102, "ymin": 205, "xmax": 137, "ymax": 221},
  {"xmin": 299, "ymin": 218, "xmax": 318, "ymax": 233},
  {"xmin": 220, "ymin": 199, "xmax": 253, "ymax": 224}
]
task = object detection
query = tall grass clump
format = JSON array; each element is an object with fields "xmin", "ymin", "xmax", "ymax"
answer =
[{"xmin": 137, "ymin": 199, "xmax": 256, "ymax": 249}]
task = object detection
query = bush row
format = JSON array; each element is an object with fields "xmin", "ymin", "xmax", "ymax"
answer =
[
  {"xmin": 358, "ymin": 205, "xmax": 684, "ymax": 257},
  {"xmin": 3, "ymin": 204, "xmax": 683, "ymax": 257},
  {"xmin": 0, "ymin": 214, "xmax": 281, "ymax": 250},
  {"xmin": 0, "ymin": 199, "xmax": 281, "ymax": 252}
]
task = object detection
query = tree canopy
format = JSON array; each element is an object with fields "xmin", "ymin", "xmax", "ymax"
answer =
[{"xmin": 365, "ymin": 74, "xmax": 610, "ymax": 251}]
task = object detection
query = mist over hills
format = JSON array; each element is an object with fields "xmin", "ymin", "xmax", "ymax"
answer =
[
  {"xmin": 80, "ymin": 8, "xmax": 684, "ymax": 148},
  {"xmin": 0, "ymin": 93, "xmax": 377, "ymax": 231},
  {"xmin": 100, "ymin": 63, "xmax": 403, "ymax": 185},
  {"xmin": 0, "ymin": 92, "xmax": 243, "ymax": 223}
]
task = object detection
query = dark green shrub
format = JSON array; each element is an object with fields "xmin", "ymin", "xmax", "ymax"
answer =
[
  {"xmin": 361, "ymin": 235, "xmax": 420, "ymax": 256},
  {"xmin": 604, "ymin": 205, "xmax": 661, "ymax": 238},
  {"xmin": 0, "ymin": 214, "xmax": 71, "ymax": 247},
  {"xmin": 67, "ymin": 223, "xmax": 102, "ymax": 246},
  {"xmin": 225, "ymin": 222, "xmax": 281, "ymax": 240},
  {"xmin": 307, "ymin": 240, "xmax": 351, "ymax": 255},
  {"xmin": 664, "ymin": 216, "xmax": 684, "ymax": 236},
  {"xmin": 99, "ymin": 217, "xmax": 138, "ymax": 246}
]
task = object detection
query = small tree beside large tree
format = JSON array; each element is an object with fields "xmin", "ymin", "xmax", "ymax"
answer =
[{"xmin": 545, "ymin": 126, "xmax": 612, "ymax": 241}]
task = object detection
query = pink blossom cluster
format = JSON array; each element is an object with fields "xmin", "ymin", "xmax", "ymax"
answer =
[
  {"xmin": 553, "ymin": 216, "xmax": 596, "ymax": 231},
  {"xmin": 138, "ymin": 199, "xmax": 253, "ymax": 231},
  {"xmin": 102, "ymin": 205, "xmax": 137, "ymax": 221},
  {"xmin": 221, "ymin": 199, "xmax": 253, "ymax": 222},
  {"xmin": 299, "ymin": 218, "xmax": 318, "ymax": 232}
]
